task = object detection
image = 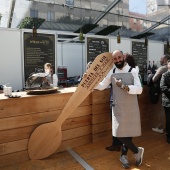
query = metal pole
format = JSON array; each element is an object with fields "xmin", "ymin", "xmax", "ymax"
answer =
[{"xmin": 8, "ymin": 0, "xmax": 16, "ymax": 28}]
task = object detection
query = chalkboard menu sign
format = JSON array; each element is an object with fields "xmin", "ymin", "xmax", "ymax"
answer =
[
  {"xmin": 24, "ymin": 33, "xmax": 55, "ymax": 82},
  {"xmin": 86, "ymin": 37, "xmax": 109, "ymax": 63},
  {"xmin": 132, "ymin": 41, "xmax": 147, "ymax": 83}
]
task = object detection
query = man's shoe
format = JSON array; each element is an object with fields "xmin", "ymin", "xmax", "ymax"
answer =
[
  {"xmin": 134, "ymin": 147, "xmax": 144, "ymax": 166},
  {"xmin": 119, "ymin": 155, "xmax": 130, "ymax": 169},
  {"xmin": 152, "ymin": 127, "xmax": 163, "ymax": 134},
  {"xmin": 105, "ymin": 145, "xmax": 121, "ymax": 151}
]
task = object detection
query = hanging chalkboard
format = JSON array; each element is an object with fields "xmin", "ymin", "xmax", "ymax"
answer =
[
  {"xmin": 132, "ymin": 41, "xmax": 147, "ymax": 83},
  {"xmin": 86, "ymin": 37, "xmax": 109, "ymax": 63},
  {"xmin": 23, "ymin": 32, "xmax": 55, "ymax": 83}
]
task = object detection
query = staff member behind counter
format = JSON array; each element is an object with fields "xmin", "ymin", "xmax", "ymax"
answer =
[{"xmin": 42, "ymin": 63, "xmax": 58, "ymax": 87}]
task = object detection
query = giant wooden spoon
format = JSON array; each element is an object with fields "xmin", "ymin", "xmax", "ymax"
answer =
[{"xmin": 28, "ymin": 52, "xmax": 113, "ymax": 160}]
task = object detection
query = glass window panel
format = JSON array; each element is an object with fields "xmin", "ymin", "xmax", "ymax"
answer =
[
  {"xmin": 65, "ymin": 0, "xmax": 74, "ymax": 6},
  {"xmin": 47, "ymin": 11, "xmax": 55, "ymax": 21},
  {"xmin": 30, "ymin": 9, "xmax": 38, "ymax": 18}
]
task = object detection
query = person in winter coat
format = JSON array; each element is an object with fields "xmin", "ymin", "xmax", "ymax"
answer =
[
  {"xmin": 160, "ymin": 60, "xmax": 170, "ymax": 143},
  {"xmin": 152, "ymin": 54, "xmax": 170, "ymax": 133}
]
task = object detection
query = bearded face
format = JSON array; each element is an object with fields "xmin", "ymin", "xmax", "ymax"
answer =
[{"xmin": 115, "ymin": 58, "xmax": 125, "ymax": 69}]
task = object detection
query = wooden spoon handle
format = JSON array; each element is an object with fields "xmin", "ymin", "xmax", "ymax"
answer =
[
  {"xmin": 55, "ymin": 53, "xmax": 113, "ymax": 126},
  {"xmin": 28, "ymin": 52, "xmax": 113, "ymax": 160}
]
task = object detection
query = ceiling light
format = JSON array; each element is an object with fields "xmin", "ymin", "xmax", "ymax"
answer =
[
  {"xmin": 117, "ymin": 31, "xmax": 121, "ymax": 43},
  {"xmin": 144, "ymin": 37, "xmax": 148, "ymax": 46},
  {"xmin": 32, "ymin": 24, "xmax": 37, "ymax": 38}
]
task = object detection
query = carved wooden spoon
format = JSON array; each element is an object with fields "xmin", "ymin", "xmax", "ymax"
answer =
[{"xmin": 28, "ymin": 52, "xmax": 113, "ymax": 160}]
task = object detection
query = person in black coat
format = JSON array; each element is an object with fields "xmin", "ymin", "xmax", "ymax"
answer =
[{"xmin": 160, "ymin": 60, "xmax": 170, "ymax": 143}]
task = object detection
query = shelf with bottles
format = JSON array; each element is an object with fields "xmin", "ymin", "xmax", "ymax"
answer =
[{"xmin": 147, "ymin": 60, "xmax": 157, "ymax": 75}]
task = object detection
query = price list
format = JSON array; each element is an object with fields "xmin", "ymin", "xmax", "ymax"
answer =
[
  {"xmin": 132, "ymin": 41, "xmax": 147, "ymax": 83},
  {"xmin": 24, "ymin": 33, "xmax": 55, "ymax": 82},
  {"xmin": 87, "ymin": 37, "xmax": 109, "ymax": 63}
]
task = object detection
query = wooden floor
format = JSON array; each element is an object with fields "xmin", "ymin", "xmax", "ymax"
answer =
[{"xmin": 1, "ymin": 130, "xmax": 170, "ymax": 170}]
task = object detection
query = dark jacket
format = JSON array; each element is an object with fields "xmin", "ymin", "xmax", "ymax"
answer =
[
  {"xmin": 160, "ymin": 71, "xmax": 170, "ymax": 107},
  {"xmin": 152, "ymin": 64, "xmax": 168, "ymax": 83}
]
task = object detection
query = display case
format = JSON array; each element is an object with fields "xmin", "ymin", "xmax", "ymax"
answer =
[{"xmin": 57, "ymin": 66, "xmax": 68, "ymax": 87}]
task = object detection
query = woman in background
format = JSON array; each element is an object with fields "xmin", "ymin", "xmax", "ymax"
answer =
[
  {"xmin": 42, "ymin": 63, "xmax": 58, "ymax": 87},
  {"xmin": 125, "ymin": 53, "xmax": 143, "ymax": 87},
  {"xmin": 125, "ymin": 53, "xmax": 139, "ymax": 73}
]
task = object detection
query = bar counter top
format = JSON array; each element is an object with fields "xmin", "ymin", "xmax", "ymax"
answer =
[
  {"xmin": 0, "ymin": 86, "xmax": 163, "ymax": 168},
  {"xmin": 0, "ymin": 87, "xmax": 77, "ymax": 100}
]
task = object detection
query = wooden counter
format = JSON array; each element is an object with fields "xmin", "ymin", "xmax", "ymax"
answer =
[{"xmin": 0, "ymin": 86, "xmax": 163, "ymax": 167}]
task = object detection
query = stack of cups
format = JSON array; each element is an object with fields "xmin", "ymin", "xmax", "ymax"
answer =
[{"xmin": 3, "ymin": 87, "xmax": 12, "ymax": 96}]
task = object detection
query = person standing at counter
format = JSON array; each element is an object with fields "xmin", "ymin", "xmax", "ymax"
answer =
[
  {"xmin": 84, "ymin": 60, "xmax": 122, "ymax": 152},
  {"xmin": 160, "ymin": 60, "xmax": 170, "ymax": 143},
  {"xmin": 95, "ymin": 50, "xmax": 144, "ymax": 169},
  {"xmin": 42, "ymin": 63, "xmax": 58, "ymax": 87}
]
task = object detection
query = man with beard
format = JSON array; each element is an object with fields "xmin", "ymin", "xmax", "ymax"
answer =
[{"xmin": 95, "ymin": 50, "xmax": 144, "ymax": 169}]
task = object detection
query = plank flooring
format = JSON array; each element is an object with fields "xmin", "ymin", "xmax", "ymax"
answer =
[{"xmin": 1, "ymin": 130, "xmax": 170, "ymax": 170}]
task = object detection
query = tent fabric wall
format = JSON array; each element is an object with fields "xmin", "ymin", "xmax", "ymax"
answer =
[
  {"xmin": 0, "ymin": 29, "xmax": 22, "ymax": 90},
  {"xmin": 0, "ymin": 28, "xmax": 165, "ymax": 90},
  {"xmin": 110, "ymin": 37, "xmax": 131, "ymax": 54},
  {"xmin": 57, "ymin": 43, "xmax": 85, "ymax": 78},
  {"xmin": 148, "ymin": 41, "xmax": 164, "ymax": 67}
]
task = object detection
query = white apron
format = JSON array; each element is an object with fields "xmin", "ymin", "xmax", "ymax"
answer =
[{"xmin": 111, "ymin": 73, "xmax": 141, "ymax": 137}]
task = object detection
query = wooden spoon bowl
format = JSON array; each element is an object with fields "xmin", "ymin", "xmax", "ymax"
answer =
[{"xmin": 28, "ymin": 52, "xmax": 113, "ymax": 160}]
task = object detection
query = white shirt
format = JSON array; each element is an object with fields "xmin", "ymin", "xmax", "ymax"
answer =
[
  {"xmin": 95, "ymin": 63, "xmax": 142, "ymax": 95},
  {"xmin": 135, "ymin": 66, "xmax": 139, "ymax": 74},
  {"xmin": 50, "ymin": 74, "xmax": 58, "ymax": 87}
]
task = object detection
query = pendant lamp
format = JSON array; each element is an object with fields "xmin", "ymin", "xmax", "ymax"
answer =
[
  {"xmin": 79, "ymin": 29, "xmax": 83, "ymax": 41},
  {"xmin": 32, "ymin": 24, "xmax": 37, "ymax": 38},
  {"xmin": 144, "ymin": 37, "xmax": 148, "ymax": 46},
  {"xmin": 117, "ymin": 31, "xmax": 121, "ymax": 43}
]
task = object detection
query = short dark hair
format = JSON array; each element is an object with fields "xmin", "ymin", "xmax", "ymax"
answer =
[
  {"xmin": 125, "ymin": 53, "xmax": 136, "ymax": 68},
  {"xmin": 164, "ymin": 54, "xmax": 170, "ymax": 61}
]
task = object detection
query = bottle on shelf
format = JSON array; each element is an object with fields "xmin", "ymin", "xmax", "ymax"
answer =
[
  {"xmin": 147, "ymin": 61, "xmax": 152, "ymax": 75},
  {"xmin": 143, "ymin": 63, "xmax": 147, "ymax": 84},
  {"xmin": 117, "ymin": 32, "xmax": 121, "ymax": 43},
  {"xmin": 151, "ymin": 61, "xmax": 156, "ymax": 74}
]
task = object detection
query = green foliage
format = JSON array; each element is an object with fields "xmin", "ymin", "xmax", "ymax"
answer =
[{"xmin": 19, "ymin": 17, "xmax": 45, "ymax": 29}]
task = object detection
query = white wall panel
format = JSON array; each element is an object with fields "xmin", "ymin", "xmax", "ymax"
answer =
[
  {"xmin": 0, "ymin": 29, "xmax": 22, "ymax": 90},
  {"xmin": 57, "ymin": 42, "xmax": 62, "ymax": 67},
  {"xmin": 148, "ymin": 41, "xmax": 164, "ymax": 67},
  {"xmin": 0, "ymin": 28, "xmax": 165, "ymax": 90},
  {"xmin": 110, "ymin": 37, "xmax": 131, "ymax": 54},
  {"xmin": 61, "ymin": 43, "xmax": 85, "ymax": 77}
]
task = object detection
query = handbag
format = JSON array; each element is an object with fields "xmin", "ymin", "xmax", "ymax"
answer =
[{"xmin": 149, "ymin": 84, "xmax": 160, "ymax": 104}]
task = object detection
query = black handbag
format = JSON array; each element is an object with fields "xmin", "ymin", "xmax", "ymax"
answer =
[{"xmin": 149, "ymin": 84, "xmax": 160, "ymax": 104}]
